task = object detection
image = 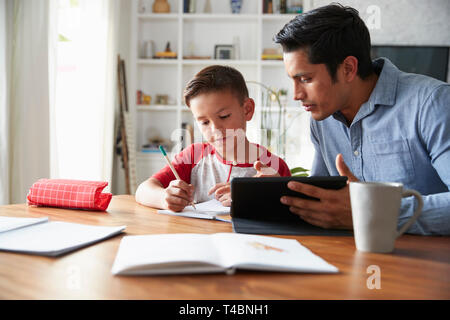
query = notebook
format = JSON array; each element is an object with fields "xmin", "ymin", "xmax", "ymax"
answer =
[
  {"xmin": 0, "ymin": 216, "xmax": 125, "ymax": 256},
  {"xmin": 157, "ymin": 199, "xmax": 231, "ymax": 222},
  {"xmin": 111, "ymin": 233, "xmax": 339, "ymax": 276}
]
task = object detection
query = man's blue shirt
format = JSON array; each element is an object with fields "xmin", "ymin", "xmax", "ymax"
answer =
[{"xmin": 310, "ymin": 58, "xmax": 450, "ymax": 235}]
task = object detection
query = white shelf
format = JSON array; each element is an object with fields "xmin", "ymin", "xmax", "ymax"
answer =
[
  {"xmin": 138, "ymin": 59, "xmax": 178, "ymax": 65},
  {"xmin": 137, "ymin": 104, "xmax": 191, "ymax": 112},
  {"xmin": 130, "ymin": 0, "xmax": 302, "ymax": 162},
  {"xmin": 262, "ymin": 14, "xmax": 297, "ymax": 21},
  {"xmin": 137, "ymin": 105, "xmax": 178, "ymax": 111},
  {"xmin": 138, "ymin": 13, "xmax": 178, "ymax": 20},
  {"xmin": 182, "ymin": 59, "xmax": 257, "ymax": 66},
  {"xmin": 261, "ymin": 60, "xmax": 285, "ymax": 67},
  {"xmin": 183, "ymin": 13, "xmax": 258, "ymax": 21}
]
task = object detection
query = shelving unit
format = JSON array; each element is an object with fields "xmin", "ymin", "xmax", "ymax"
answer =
[{"xmin": 129, "ymin": 0, "xmax": 313, "ymax": 182}]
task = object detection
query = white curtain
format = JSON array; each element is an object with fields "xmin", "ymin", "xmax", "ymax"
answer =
[
  {"xmin": 0, "ymin": 0, "xmax": 120, "ymax": 204},
  {"xmin": 0, "ymin": 0, "xmax": 53, "ymax": 205},
  {"xmin": 51, "ymin": 0, "xmax": 119, "ymax": 192}
]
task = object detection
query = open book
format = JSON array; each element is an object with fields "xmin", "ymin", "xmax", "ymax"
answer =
[
  {"xmin": 157, "ymin": 199, "xmax": 231, "ymax": 222},
  {"xmin": 111, "ymin": 233, "xmax": 338, "ymax": 275},
  {"xmin": 0, "ymin": 216, "xmax": 125, "ymax": 256}
]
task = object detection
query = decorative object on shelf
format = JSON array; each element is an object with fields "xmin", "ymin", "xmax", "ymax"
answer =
[
  {"xmin": 189, "ymin": 0, "xmax": 196, "ymax": 13},
  {"xmin": 183, "ymin": 0, "xmax": 189, "ymax": 13},
  {"xmin": 143, "ymin": 136, "xmax": 171, "ymax": 153},
  {"xmin": 138, "ymin": 0, "xmax": 147, "ymax": 13},
  {"xmin": 203, "ymin": 0, "xmax": 212, "ymax": 13},
  {"xmin": 152, "ymin": 0, "xmax": 170, "ymax": 13},
  {"xmin": 154, "ymin": 41, "xmax": 177, "ymax": 59},
  {"xmin": 180, "ymin": 122, "xmax": 194, "ymax": 149},
  {"xmin": 141, "ymin": 40, "xmax": 155, "ymax": 59},
  {"xmin": 230, "ymin": 0, "xmax": 242, "ymax": 14},
  {"xmin": 183, "ymin": 55, "xmax": 212, "ymax": 60},
  {"xmin": 142, "ymin": 94, "xmax": 152, "ymax": 105},
  {"xmin": 287, "ymin": 0, "xmax": 303, "ymax": 13},
  {"xmin": 137, "ymin": 90, "xmax": 151, "ymax": 105},
  {"xmin": 247, "ymin": 81, "xmax": 299, "ymax": 159},
  {"xmin": 232, "ymin": 36, "xmax": 240, "ymax": 60},
  {"xmin": 280, "ymin": 0, "xmax": 287, "ymax": 14},
  {"xmin": 214, "ymin": 45, "xmax": 234, "ymax": 60},
  {"xmin": 155, "ymin": 94, "xmax": 169, "ymax": 105},
  {"xmin": 261, "ymin": 47, "xmax": 283, "ymax": 60},
  {"xmin": 136, "ymin": 90, "xmax": 142, "ymax": 104}
]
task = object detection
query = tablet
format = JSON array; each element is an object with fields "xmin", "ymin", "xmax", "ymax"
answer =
[{"xmin": 230, "ymin": 176, "xmax": 352, "ymax": 236}]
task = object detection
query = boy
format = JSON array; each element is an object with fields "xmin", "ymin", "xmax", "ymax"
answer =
[{"xmin": 135, "ymin": 65, "xmax": 291, "ymax": 212}]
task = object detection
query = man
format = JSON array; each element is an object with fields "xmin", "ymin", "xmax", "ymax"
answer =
[{"xmin": 274, "ymin": 4, "xmax": 450, "ymax": 235}]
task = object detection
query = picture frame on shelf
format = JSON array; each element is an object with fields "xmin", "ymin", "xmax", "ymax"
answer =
[
  {"xmin": 155, "ymin": 94, "xmax": 169, "ymax": 105},
  {"xmin": 214, "ymin": 45, "xmax": 234, "ymax": 60}
]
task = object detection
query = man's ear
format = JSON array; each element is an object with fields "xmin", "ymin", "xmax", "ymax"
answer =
[
  {"xmin": 341, "ymin": 56, "xmax": 358, "ymax": 82},
  {"xmin": 243, "ymin": 98, "xmax": 255, "ymax": 121}
]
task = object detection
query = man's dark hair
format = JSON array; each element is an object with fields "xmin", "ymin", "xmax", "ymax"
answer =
[
  {"xmin": 274, "ymin": 3, "xmax": 374, "ymax": 81},
  {"xmin": 184, "ymin": 65, "xmax": 249, "ymax": 107}
]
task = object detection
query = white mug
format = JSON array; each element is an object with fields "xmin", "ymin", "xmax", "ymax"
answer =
[{"xmin": 349, "ymin": 182, "xmax": 423, "ymax": 253}]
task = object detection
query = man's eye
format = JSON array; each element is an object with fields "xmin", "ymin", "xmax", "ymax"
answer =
[
  {"xmin": 219, "ymin": 114, "xmax": 231, "ymax": 119},
  {"xmin": 300, "ymin": 78, "xmax": 311, "ymax": 83}
]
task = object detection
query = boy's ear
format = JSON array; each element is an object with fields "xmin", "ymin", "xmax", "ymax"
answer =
[{"xmin": 243, "ymin": 98, "xmax": 255, "ymax": 121}]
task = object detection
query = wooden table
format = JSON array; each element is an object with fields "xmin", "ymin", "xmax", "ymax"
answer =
[{"xmin": 0, "ymin": 195, "xmax": 449, "ymax": 300}]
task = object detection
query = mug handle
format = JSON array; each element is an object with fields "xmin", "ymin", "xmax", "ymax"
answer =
[{"xmin": 396, "ymin": 189, "xmax": 424, "ymax": 238}]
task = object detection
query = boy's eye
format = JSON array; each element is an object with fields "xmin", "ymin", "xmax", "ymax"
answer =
[
  {"xmin": 219, "ymin": 114, "xmax": 231, "ymax": 119},
  {"xmin": 201, "ymin": 120, "xmax": 209, "ymax": 126}
]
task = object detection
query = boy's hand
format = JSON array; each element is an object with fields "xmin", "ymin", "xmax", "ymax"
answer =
[
  {"xmin": 208, "ymin": 182, "xmax": 231, "ymax": 207},
  {"xmin": 253, "ymin": 161, "xmax": 280, "ymax": 177},
  {"xmin": 164, "ymin": 180, "xmax": 194, "ymax": 212}
]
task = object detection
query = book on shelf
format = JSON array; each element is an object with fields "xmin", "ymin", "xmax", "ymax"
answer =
[{"xmin": 111, "ymin": 232, "xmax": 339, "ymax": 275}]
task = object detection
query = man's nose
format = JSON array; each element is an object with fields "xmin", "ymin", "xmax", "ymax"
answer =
[{"xmin": 293, "ymin": 83, "xmax": 306, "ymax": 101}]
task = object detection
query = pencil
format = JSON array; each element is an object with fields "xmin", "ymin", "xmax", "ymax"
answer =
[{"xmin": 159, "ymin": 145, "xmax": 196, "ymax": 210}]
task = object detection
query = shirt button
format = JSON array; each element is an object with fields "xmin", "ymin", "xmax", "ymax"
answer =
[{"xmin": 354, "ymin": 150, "xmax": 359, "ymax": 156}]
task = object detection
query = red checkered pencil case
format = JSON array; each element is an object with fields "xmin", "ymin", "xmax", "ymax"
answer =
[{"xmin": 27, "ymin": 179, "xmax": 112, "ymax": 211}]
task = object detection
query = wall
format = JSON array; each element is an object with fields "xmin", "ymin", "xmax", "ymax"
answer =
[{"xmin": 313, "ymin": 0, "xmax": 450, "ymax": 45}]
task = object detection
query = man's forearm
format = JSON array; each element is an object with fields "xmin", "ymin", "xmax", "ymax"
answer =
[{"xmin": 399, "ymin": 192, "xmax": 450, "ymax": 235}]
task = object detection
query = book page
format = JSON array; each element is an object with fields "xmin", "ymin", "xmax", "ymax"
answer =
[
  {"xmin": 0, "ymin": 221, "xmax": 125, "ymax": 256},
  {"xmin": 111, "ymin": 233, "xmax": 225, "ymax": 275},
  {"xmin": 212, "ymin": 233, "xmax": 338, "ymax": 273},
  {"xmin": 0, "ymin": 216, "xmax": 49, "ymax": 233},
  {"xmin": 157, "ymin": 199, "xmax": 230, "ymax": 221}
]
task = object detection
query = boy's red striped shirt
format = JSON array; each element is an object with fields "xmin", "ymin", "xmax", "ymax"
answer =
[{"xmin": 26, "ymin": 179, "xmax": 112, "ymax": 211}]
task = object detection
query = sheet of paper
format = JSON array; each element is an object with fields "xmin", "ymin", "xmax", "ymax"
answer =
[
  {"xmin": 0, "ymin": 216, "xmax": 49, "ymax": 233},
  {"xmin": 0, "ymin": 221, "xmax": 125, "ymax": 256},
  {"xmin": 157, "ymin": 199, "xmax": 231, "ymax": 222}
]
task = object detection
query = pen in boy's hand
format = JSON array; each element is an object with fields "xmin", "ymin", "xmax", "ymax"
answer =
[{"xmin": 159, "ymin": 145, "xmax": 196, "ymax": 210}]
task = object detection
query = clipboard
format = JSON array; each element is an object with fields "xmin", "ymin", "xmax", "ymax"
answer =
[{"xmin": 230, "ymin": 176, "xmax": 353, "ymax": 236}]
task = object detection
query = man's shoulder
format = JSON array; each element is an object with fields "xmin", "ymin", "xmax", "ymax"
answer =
[{"xmin": 396, "ymin": 71, "xmax": 450, "ymax": 105}]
